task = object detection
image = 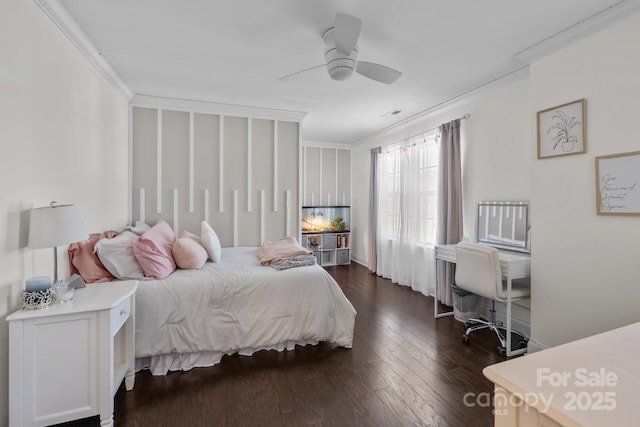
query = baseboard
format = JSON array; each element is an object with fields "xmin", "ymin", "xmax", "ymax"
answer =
[
  {"xmin": 493, "ymin": 311, "xmax": 530, "ymax": 338},
  {"xmin": 351, "ymin": 255, "xmax": 367, "ymax": 267},
  {"xmin": 526, "ymin": 339, "xmax": 547, "ymax": 354}
]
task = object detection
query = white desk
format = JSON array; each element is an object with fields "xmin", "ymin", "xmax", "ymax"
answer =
[
  {"xmin": 483, "ymin": 322, "xmax": 640, "ymax": 427},
  {"xmin": 434, "ymin": 244, "xmax": 531, "ymax": 356}
]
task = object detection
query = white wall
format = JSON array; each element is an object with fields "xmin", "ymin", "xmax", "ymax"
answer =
[
  {"xmin": 351, "ymin": 77, "xmax": 532, "ymax": 266},
  {"xmin": 0, "ymin": 1, "xmax": 129, "ymax": 424},
  {"xmin": 352, "ymin": 13, "xmax": 640, "ymax": 351},
  {"xmin": 529, "ymin": 14, "xmax": 640, "ymax": 347}
]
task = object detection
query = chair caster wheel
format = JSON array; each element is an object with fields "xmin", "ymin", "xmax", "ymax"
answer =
[
  {"xmin": 498, "ymin": 346, "xmax": 506, "ymax": 356},
  {"xmin": 519, "ymin": 340, "xmax": 528, "ymax": 349},
  {"xmin": 462, "ymin": 334, "xmax": 470, "ymax": 344}
]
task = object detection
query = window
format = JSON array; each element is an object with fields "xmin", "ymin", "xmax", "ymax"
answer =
[{"xmin": 380, "ymin": 134, "xmax": 438, "ymax": 246}]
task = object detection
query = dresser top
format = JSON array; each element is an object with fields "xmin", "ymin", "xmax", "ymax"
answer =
[
  {"xmin": 7, "ymin": 280, "xmax": 138, "ymax": 321},
  {"xmin": 483, "ymin": 322, "xmax": 640, "ymax": 427}
]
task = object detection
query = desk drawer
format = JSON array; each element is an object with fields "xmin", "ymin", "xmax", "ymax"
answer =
[{"xmin": 110, "ymin": 297, "xmax": 131, "ymax": 335}]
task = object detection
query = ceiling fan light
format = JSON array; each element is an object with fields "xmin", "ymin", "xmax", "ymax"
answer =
[
  {"xmin": 324, "ymin": 29, "xmax": 358, "ymax": 81},
  {"xmin": 328, "ymin": 65, "xmax": 354, "ymax": 81}
]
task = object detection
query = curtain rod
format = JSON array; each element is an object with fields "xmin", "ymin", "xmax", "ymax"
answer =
[
  {"xmin": 417, "ymin": 113, "xmax": 470, "ymax": 140},
  {"xmin": 375, "ymin": 113, "xmax": 470, "ymax": 151}
]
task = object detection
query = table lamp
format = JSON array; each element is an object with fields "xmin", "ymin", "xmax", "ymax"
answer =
[{"xmin": 28, "ymin": 201, "xmax": 89, "ymax": 283}]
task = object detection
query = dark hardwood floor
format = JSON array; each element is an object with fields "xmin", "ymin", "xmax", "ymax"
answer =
[{"xmin": 67, "ymin": 262, "xmax": 509, "ymax": 427}]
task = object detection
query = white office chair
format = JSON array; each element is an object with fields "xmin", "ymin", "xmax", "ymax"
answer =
[{"xmin": 454, "ymin": 242, "xmax": 530, "ymax": 356}]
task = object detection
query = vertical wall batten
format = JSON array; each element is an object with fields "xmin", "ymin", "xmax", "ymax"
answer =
[
  {"xmin": 260, "ymin": 190, "xmax": 265, "ymax": 244},
  {"xmin": 156, "ymin": 109, "xmax": 163, "ymax": 214},
  {"xmin": 302, "ymin": 147, "xmax": 307, "ymax": 205},
  {"xmin": 247, "ymin": 118, "xmax": 252, "ymax": 212},
  {"xmin": 233, "ymin": 190, "xmax": 238, "ymax": 247},
  {"xmin": 189, "ymin": 112, "xmax": 194, "ymax": 213},
  {"xmin": 173, "ymin": 189, "xmax": 179, "ymax": 236},
  {"xmin": 139, "ymin": 188, "xmax": 146, "ymax": 223},
  {"xmin": 219, "ymin": 115, "xmax": 224, "ymax": 213},
  {"xmin": 319, "ymin": 148, "xmax": 323, "ymax": 205},
  {"xmin": 204, "ymin": 189, "xmax": 210, "ymax": 224},
  {"xmin": 273, "ymin": 121, "xmax": 279, "ymax": 212},
  {"xmin": 335, "ymin": 149, "xmax": 339, "ymax": 204},
  {"xmin": 286, "ymin": 190, "xmax": 291, "ymax": 236}
]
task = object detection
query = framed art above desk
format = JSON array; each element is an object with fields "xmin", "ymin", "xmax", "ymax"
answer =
[{"xmin": 595, "ymin": 150, "xmax": 640, "ymax": 215}]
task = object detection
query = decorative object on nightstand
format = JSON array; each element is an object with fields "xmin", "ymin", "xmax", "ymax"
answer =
[
  {"xmin": 22, "ymin": 276, "xmax": 53, "ymax": 310},
  {"xmin": 21, "ymin": 288, "xmax": 54, "ymax": 310},
  {"xmin": 51, "ymin": 279, "xmax": 74, "ymax": 303},
  {"xmin": 28, "ymin": 201, "xmax": 89, "ymax": 282}
]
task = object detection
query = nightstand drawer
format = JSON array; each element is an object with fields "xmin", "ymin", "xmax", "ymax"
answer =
[{"xmin": 111, "ymin": 297, "xmax": 131, "ymax": 335}]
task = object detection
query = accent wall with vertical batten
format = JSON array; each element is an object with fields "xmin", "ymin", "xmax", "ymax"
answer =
[
  {"xmin": 130, "ymin": 105, "xmax": 301, "ymax": 247},
  {"xmin": 302, "ymin": 145, "xmax": 351, "ymax": 207}
]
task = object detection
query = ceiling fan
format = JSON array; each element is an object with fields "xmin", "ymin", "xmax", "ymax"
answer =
[{"xmin": 279, "ymin": 13, "xmax": 402, "ymax": 84}]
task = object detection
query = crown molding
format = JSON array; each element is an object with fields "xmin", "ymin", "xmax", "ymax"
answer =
[
  {"xmin": 301, "ymin": 140, "xmax": 351, "ymax": 149},
  {"xmin": 350, "ymin": 65, "xmax": 530, "ymax": 146},
  {"xmin": 130, "ymin": 94, "xmax": 307, "ymax": 123},
  {"xmin": 33, "ymin": 0, "xmax": 133, "ymax": 100},
  {"xmin": 515, "ymin": 0, "xmax": 640, "ymax": 63}
]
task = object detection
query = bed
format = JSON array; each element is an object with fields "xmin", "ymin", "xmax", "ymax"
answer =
[{"xmin": 134, "ymin": 246, "xmax": 356, "ymax": 375}]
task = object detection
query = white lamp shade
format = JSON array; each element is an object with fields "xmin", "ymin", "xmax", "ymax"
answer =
[{"xmin": 28, "ymin": 203, "xmax": 89, "ymax": 249}]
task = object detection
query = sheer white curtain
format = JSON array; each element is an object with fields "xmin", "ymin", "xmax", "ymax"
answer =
[{"xmin": 375, "ymin": 134, "xmax": 437, "ymax": 297}]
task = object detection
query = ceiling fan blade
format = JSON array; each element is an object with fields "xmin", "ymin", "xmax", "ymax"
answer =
[
  {"xmin": 334, "ymin": 13, "xmax": 361, "ymax": 54},
  {"xmin": 277, "ymin": 64, "xmax": 325, "ymax": 82},
  {"xmin": 356, "ymin": 61, "xmax": 402, "ymax": 84}
]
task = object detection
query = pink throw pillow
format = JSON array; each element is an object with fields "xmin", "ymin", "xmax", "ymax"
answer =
[
  {"xmin": 68, "ymin": 232, "xmax": 118, "ymax": 283},
  {"xmin": 172, "ymin": 234, "xmax": 208, "ymax": 269},
  {"xmin": 180, "ymin": 230, "xmax": 203, "ymax": 245},
  {"xmin": 133, "ymin": 220, "xmax": 176, "ymax": 279}
]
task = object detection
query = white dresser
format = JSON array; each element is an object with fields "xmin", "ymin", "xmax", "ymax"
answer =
[
  {"xmin": 483, "ymin": 322, "xmax": 640, "ymax": 427},
  {"xmin": 7, "ymin": 280, "xmax": 138, "ymax": 427}
]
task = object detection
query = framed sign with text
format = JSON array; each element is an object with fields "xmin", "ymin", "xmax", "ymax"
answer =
[{"xmin": 595, "ymin": 151, "xmax": 640, "ymax": 215}]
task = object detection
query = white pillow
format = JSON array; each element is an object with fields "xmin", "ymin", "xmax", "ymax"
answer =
[
  {"xmin": 201, "ymin": 221, "xmax": 221, "ymax": 263},
  {"xmin": 94, "ymin": 231, "xmax": 146, "ymax": 280},
  {"xmin": 125, "ymin": 221, "xmax": 151, "ymax": 236}
]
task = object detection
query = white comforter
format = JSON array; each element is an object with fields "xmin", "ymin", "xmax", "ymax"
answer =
[{"xmin": 135, "ymin": 247, "xmax": 356, "ymax": 374}]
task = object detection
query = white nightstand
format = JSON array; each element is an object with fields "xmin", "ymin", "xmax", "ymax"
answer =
[{"xmin": 7, "ymin": 280, "xmax": 138, "ymax": 427}]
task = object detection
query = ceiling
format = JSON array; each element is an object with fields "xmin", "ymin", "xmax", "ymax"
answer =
[{"xmin": 44, "ymin": 0, "xmax": 637, "ymax": 144}]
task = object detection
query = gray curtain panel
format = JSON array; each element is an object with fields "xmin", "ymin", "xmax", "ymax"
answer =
[
  {"xmin": 367, "ymin": 147, "xmax": 381, "ymax": 272},
  {"xmin": 436, "ymin": 119, "xmax": 463, "ymax": 306}
]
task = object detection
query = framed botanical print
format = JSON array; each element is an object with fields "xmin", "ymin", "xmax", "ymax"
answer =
[{"xmin": 537, "ymin": 99, "xmax": 586, "ymax": 159}]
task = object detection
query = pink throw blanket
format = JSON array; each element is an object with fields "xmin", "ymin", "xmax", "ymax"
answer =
[{"xmin": 258, "ymin": 236, "xmax": 312, "ymax": 265}]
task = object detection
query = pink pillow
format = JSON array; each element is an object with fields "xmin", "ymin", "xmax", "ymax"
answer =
[
  {"xmin": 133, "ymin": 220, "xmax": 176, "ymax": 279},
  {"xmin": 68, "ymin": 232, "xmax": 118, "ymax": 283},
  {"xmin": 172, "ymin": 233, "xmax": 208, "ymax": 270},
  {"xmin": 180, "ymin": 230, "xmax": 203, "ymax": 245}
]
